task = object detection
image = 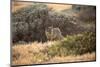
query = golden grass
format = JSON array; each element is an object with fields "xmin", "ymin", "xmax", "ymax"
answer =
[
  {"xmin": 12, "ymin": 1, "xmax": 33, "ymax": 12},
  {"xmin": 12, "ymin": 41, "xmax": 96, "ymax": 65},
  {"xmin": 47, "ymin": 4, "xmax": 72, "ymax": 11},
  {"xmin": 12, "ymin": 41, "xmax": 53, "ymax": 65},
  {"xmin": 12, "ymin": 1, "xmax": 72, "ymax": 12},
  {"xmin": 43, "ymin": 52, "xmax": 96, "ymax": 64}
]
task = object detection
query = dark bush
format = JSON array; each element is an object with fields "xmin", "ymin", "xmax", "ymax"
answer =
[
  {"xmin": 72, "ymin": 5, "xmax": 96, "ymax": 22},
  {"xmin": 12, "ymin": 3, "xmax": 85, "ymax": 43}
]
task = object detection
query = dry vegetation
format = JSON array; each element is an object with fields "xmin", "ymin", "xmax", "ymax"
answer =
[
  {"xmin": 12, "ymin": 41, "xmax": 52, "ymax": 65},
  {"xmin": 12, "ymin": 41, "xmax": 95, "ymax": 65},
  {"xmin": 12, "ymin": 1, "xmax": 33, "ymax": 12},
  {"xmin": 12, "ymin": 1, "xmax": 72, "ymax": 12}
]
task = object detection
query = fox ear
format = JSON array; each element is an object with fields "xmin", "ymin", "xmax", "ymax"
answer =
[{"xmin": 48, "ymin": 26, "xmax": 53, "ymax": 29}]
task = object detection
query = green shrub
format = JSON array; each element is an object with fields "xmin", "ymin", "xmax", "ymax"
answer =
[{"xmin": 47, "ymin": 32, "xmax": 96, "ymax": 57}]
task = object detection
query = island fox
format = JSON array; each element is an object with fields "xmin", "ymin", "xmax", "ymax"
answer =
[{"xmin": 45, "ymin": 27, "xmax": 63, "ymax": 41}]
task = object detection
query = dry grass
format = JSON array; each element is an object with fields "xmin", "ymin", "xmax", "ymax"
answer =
[
  {"xmin": 12, "ymin": 41, "xmax": 96, "ymax": 65},
  {"xmin": 12, "ymin": 1, "xmax": 72, "ymax": 12},
  {"xmin": 43, "ymin": 52, "xmax": 96, "ymax": 64},
  {"xmin": 47, "ymin": 4, "xmax": 72, "ymax": 11},
  {"xmin": 12, "ymin": 1, "xmax": 33, "ymax": 12},
  {"xmin": 12, "ymin": 41, "xmax": 54, "ymax": 65}
]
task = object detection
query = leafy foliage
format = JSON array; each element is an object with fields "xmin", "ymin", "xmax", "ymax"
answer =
[{"xmin": 47, "ymin": 32, "xmax": 96, "ymax": 57}]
